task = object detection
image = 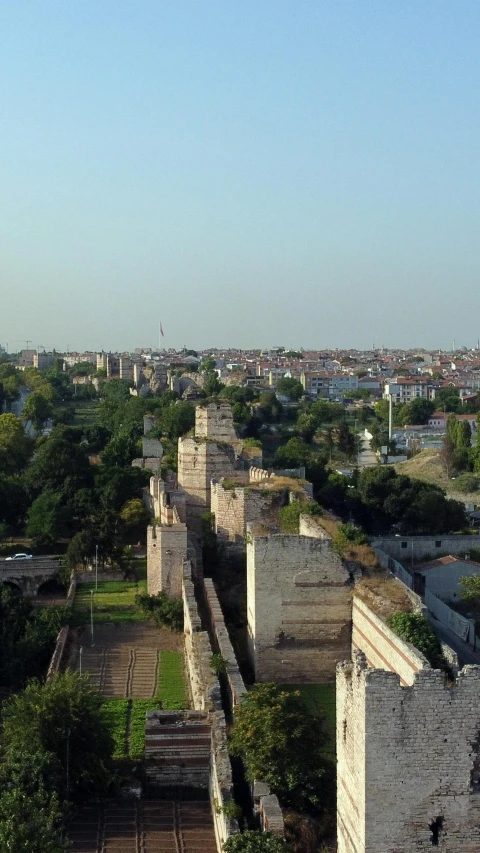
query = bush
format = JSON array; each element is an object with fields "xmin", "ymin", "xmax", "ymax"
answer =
[
  {"xmin": 224, "ymin": 830, "xmax": 293, "ymax": 853},
  {"xmin": 135, "ymin": 591, "xmax": 183, "ymax": 631},
  {"xmin": 279, "ymin": 500, "xmax": 322, "ymax": 534},
  {"xmin": 210, "ymin": 653, "xmax": 228, "ymax": 674},
  {"xmin": 454, "ymin": 473, "xmax": 480, "ymax": 493},
  {"xmin": 337, "ymin": 522, "xmax": 368, "ymax": 544},
  {"xmin": 386, "ymin": 612, "xmax": 450, "ymax": 674}
]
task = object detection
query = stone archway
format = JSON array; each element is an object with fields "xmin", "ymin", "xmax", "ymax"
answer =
[{"xmin": 0, "ymin": 579, "xmax": 23, "ymax": 595}]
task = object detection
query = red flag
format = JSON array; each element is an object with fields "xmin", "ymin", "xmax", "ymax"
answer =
[{"xmin": 160, "ymin": 322, "xmax": 164, "ymax": 338}]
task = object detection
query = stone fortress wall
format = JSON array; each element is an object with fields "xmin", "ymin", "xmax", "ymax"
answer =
[
  {"xmin": 246, "ymin": 524, "xmax": 353, "ymax": 682},
  {"xmin": 210, "ymin": 480, "xmax": 279, "ymax": 551},
  {"xmin": 337, "ymin": 652, "xmax": 480, "ymax": 853}
]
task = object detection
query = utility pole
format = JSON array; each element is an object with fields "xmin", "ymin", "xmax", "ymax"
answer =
[
  {"xmin": 66, "ymin": 728, "xmax": 71, "ymax": 795},
  {"xmin": 90, "ymin": 590, "xmax": 95, "ymax": 647},
  {"xmin": 79, "ymin": 646, "xmax": 83, "ymax": 676},
  {"xmin": 95, "ymin": 544, "xmax": 98, "ymax": 591},
  {"xmin": 388, "ymin": 394, "xmax": 393, "ymax": 442}
]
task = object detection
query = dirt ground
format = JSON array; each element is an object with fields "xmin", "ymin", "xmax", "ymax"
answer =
[
  {"xmin": 64, "ymin": 623, "xmax": 183, "ymax": 699},
  {"xmin": 68, "ymin": 799, "xmax": 217, "ymax": 853}
]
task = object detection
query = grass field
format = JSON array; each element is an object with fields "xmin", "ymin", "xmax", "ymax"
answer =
[
  {"xmin": 101, "ymin": 698, "xmax": 129, "ymax": 759},
  {"xmin": 72, "ymin": 577, "xmax": 148, "ymax": 624},
  {"xmin": 156, "ymin": 650, "xmax": 186, "ymax": 709},
  {"xmin": 281, "ymin": 683, "xmax": 336, "ymax": 757}
]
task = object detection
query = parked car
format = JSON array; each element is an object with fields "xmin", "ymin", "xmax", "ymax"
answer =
[{"xmin": 5, "ymin": 553, "xmax": 33, "ymax": 561}]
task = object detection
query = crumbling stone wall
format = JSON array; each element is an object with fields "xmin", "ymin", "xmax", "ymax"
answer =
[
  {"xmin": 147, "ymin": 521, "xmax": 188, "ymax": 599},
  {"xmin": 211, "ymin": 481, "xmax": 277, "ymax": 551},
  {"xmin": 337, "ymin": 652, "xmax": 480, "ymax": 853},
  {"xmin": 196, "ymin": 403, "xmax": 238, "ymax": 442},
  {"xmin": 247, "ymin": 532, "xmax": 352, "ymax": 682},
  {"xmin": 178, "ymin": 437, "xmax": 236, "ymax": 531}
]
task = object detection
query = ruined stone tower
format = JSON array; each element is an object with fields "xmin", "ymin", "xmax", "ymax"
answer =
[{"xmin": 177, "ymin": 403, "xmax": 241, "ymax": 532}]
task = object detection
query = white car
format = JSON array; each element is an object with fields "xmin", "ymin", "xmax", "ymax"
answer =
[{"xmin": 5, "ymin": 553, "xmax": 33, "ymax": 561}]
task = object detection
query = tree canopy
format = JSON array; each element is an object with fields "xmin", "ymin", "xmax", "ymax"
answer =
[
  {"xmin": 229, "ymin": 683, "xmax": 328, "ymax": 812},
  {"xmin": 1, "ymin": 671, "xmax": 114, "ymax": 798},
  {"xmin": 276, "ymin": 376, "xmax": 304, "ymax": 400}
]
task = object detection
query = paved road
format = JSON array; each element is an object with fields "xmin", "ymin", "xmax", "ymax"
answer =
[{"xmin": 357, "ymin": 433, "xmax": 378, "ymax": 468}]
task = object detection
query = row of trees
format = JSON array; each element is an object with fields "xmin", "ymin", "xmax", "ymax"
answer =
[{"xmin": 317, "ymin": 466, "xmax": 466, "ymax": 535}]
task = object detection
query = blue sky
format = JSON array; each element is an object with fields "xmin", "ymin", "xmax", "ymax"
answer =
[{"xmin": 1, "ymin": 1, "xmax": 479, "ymax": 352}]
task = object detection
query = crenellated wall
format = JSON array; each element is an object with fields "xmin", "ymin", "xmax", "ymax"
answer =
[{"xmin": 337, "ymin": 652, "xmax": 480, "ymax": 853}]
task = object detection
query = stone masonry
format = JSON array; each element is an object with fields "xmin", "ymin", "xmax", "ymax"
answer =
[
  {"xmin": 178, "ymin": 404, "xmax": 242, "ymax": 533},
  {"xmin": 210, "ymin": 480, "xmax": 279, "ymax": 552},
  {"xmin": 336, "ymin": 651, "xmax": 480, "ymax": 853},
  {"xmin": 247, "ymin": 529, "xmax": 352, "ymax": 682},
  {"xmin": 147, "ymin": 516, "xmax": 188, "ymax": 599}
]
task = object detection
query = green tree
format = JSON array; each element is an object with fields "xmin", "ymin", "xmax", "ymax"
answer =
[
  {"xmin": 23, "ymin": 426, "xmax": 92, "ymax": 503},
  {"xmin": 204, "ymin": 372, "xmax": 224, "ymax": 396},
  {"xmin": 435, "ymin": 386, "xmax": 462, "ymax": 413},
  {"xmin": 200, "ymin": 356, "xmax": 216, "ymax": 372},
  {"xmin": 224, "ymin": 831, "xmax": 292, "ymax": 853},
  {"xmin": 120, "ymin": 497, "xmax": 150, "ymax": 528},
  {"xmin": 26, "ymin": 491, "xmax": 68, "ymax": 548},
  {"xmin": 459, "ymin": 574, "xmax": 480, "ymax": 603},
  {"xmin": 274, "ymin": 437, "xmax": 311, "ymax": 468},
  {"xmin": 229, "ymin": 683, "xmax": 328, "ymax": 811},
  {"xmin": 276, "ymin": 377, "xmax": 304, "ymax": 401},
  {"xmin": 65, "ymin": 529, "xmax": 97, "ymax": 571},
  {"xmin": 337, "ymin": 421, "xmax": 355, "ymax": 456},
  {"xmin": 0, "ymin": 587, "xmax": 66, "ymax": 688},
  {"xmin": 0, "ymin": 413, "xmax": 33, "ymax": 474},
  {"xmin": 161, "ymin": 401, "xmax": 195, "ymax": 439},
  {"xmin": 0, "ymin": 364, "xmax": 21, "ymax": 407},
  {"xmin": 456, "ymin": 420, "xmax": 471, "ymax": 449},
  {"xmin": 1, "ymin": 671, "xmax": 114, "ymax": 797},
  {"xmin": 0, "ymin": 775, "xmax": 64, "ymax": 853},
  {"xmin": 22, "ymin": 391, "xmax": 54, "ymax": 432},
  {"xmin": 402, "ymin": 398, "xmax": 435, "ymax": 425}
]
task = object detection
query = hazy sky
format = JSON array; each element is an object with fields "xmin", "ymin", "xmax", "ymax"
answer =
[{"xmin": 1, "ymin": 2, "xmax": 480, "ymax": 353}]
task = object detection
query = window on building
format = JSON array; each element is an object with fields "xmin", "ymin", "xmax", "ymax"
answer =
[
  {"xmin": 435, "ymin": 541, "xmax": 442, "ymax": 548},
  {"xmin": 401, "ymin": 542, "xmax": 408, "ymax": 549}
]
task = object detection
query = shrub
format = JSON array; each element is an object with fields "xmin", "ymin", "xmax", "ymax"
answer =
[
  {"xmin": 279, "ymin": 500, "xmax": 322, "ymax": 534},
  {"xmin": 337, "ymin": 522, "xmax": 368, "ymax": 544},
  {"xmin": 135, "ymin": 592, "xmax": 183, "ymax": 631},
  {"xmin": 210, "ymin": 653, "xmax": 228, "ymax": 675},
  {"xmin": 386, "ymin": 612, "xmax": 450, "ymax": 674},
  {"xmin": 224, "ymin": 830, "xmax": 293, "ymax": 853}
]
